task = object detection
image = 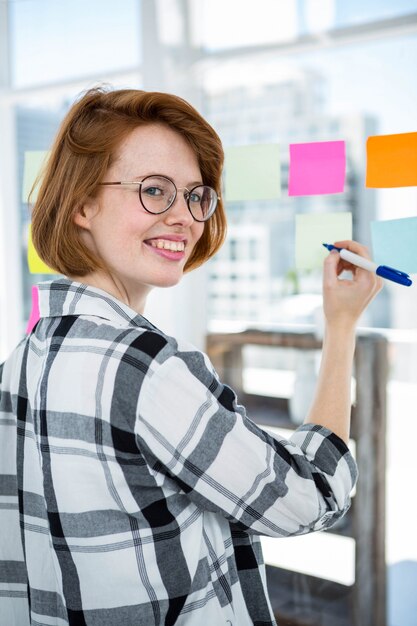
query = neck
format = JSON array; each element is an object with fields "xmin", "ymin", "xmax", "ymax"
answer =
[{"xmin": 67, "ymin": 270, "xmax": 150, "ymax": 315}]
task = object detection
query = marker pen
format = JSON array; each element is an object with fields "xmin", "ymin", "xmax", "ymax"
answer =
[{"xmin": 322, "ymin": 243, "xmax": 412, "ymax": 287}]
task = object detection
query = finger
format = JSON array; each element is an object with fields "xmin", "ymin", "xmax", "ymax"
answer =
[
  {"xmin": 326, "ymin": 249, "xmax": 363, "ymax": 276},
  {"xmin": 376, "ymin": 276, "xmax": 385, "ymax": 293},
  {"xmin": 332, "ymin": 239, "xmax": 372, "ymax": 260},
  {"xmin": 337, "ymin": 260, "xmax": 369, "ymax": 277},
  {"xmin": 323, "ymin": 249, "xmax": 341, "ymax": 287},
  {"xmin": 331, "ymin": 250, "xmax": 377, "ymax": 287},
  {"xmin": 337, "ymin": 259, "xmax": 358, "ymax": 275},
  {"xmin": 332, "ymin": 241, "xmax": 383, "ymax": 293}
]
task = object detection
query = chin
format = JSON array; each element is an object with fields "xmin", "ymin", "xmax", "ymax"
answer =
[
  {"xmin": 158, "ymin": 277, "xmax": 183, "ymax": 288},
  {"xmin": 152, "ymin": 273, "xmax": 183, "ymax": 289}
]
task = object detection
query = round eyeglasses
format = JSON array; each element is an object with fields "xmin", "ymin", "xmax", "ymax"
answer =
[{"xmin": 99, "ymin": 175, "xmax": 219, "ymax": 222}]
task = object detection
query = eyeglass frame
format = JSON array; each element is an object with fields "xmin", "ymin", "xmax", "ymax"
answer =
[{"xmin": 98, "ymin": 174, "xmax": 221, "ymax": 223}]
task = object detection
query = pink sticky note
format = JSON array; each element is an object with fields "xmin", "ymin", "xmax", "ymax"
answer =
[
  {"xmin": 289, "ymin": 140, "xmax": 346, "ymax": 196},
  {"xmin": 26, "ymin": 286, "xmax": 40, "ymax": 334}
]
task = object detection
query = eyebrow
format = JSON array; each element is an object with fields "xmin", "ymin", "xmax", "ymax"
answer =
[{"xmin": 132, "ymin": 174, "xmax": 204, "ymax": 187}]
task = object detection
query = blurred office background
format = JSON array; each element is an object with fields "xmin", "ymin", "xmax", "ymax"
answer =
[{"xmin": 0, "ymin": 1, "xmax": 416, "ymax": 625}]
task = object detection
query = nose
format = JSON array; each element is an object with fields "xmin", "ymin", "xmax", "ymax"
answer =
[{"xmin": 164, "ymin": 189, "xmax": 194, "ymax": 226}]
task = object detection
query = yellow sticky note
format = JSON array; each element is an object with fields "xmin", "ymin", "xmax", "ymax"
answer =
[
  {"xmin": 22, "ymin": 151, "xmax": 49, "ymax": 203},
  {"xmin": 225, "ymin": 144, "xmax": 281, "ymax": 202},
  {"xmin": 27, "ymin": 225, "xmax": 56, "ymax": 274},
  {"xmin": 295, "ymin": 212, "xmax": 352, "ymax": 270}
]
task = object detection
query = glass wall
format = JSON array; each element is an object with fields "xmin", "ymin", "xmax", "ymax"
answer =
[{"xmin": 1, "ymin": 2, "xmax": 416, "ymax": 624}]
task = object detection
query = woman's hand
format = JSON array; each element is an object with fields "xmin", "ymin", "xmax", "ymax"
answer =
[{"xmin": 322, "ymin": 239, "xmax": 383, "ymax": 330}]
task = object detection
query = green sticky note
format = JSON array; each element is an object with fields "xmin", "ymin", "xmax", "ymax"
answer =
[
  {"xmin": 295, "ymin": 212, "xmax": 353, "ymax": 270},
  {"xmin": 224, "ymin": 144, "xmax": 281, "ymax": 202},
  {"xmin": 22, "ymin": 151, "xmax": 49, "ymax": 203}
]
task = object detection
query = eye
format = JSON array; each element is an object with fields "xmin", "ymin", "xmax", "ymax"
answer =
[
  {"xmin": 143, "ymin": 186, "xmax": 164, "ymax": 197},
  {"xmin": 189, "ymin": 191, "xmax": 202, "ymax": 203}
]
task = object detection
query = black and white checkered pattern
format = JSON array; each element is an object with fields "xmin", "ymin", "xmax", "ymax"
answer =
[{"xmin": 0, "ymin": 279, "xmax": 358, "ymax": 625}]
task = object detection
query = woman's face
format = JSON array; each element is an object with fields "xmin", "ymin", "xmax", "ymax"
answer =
[{"xmin": 74, "ymin": 123, "xmax": 205, "ymax": 309}]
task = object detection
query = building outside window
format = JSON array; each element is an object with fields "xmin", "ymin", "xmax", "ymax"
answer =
[{"xmin": 1, "ymin": 2, "xmax": 416, "ymax": 624}]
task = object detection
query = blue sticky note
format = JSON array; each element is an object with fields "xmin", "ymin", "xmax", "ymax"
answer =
[{"xmin": 371, "ymin": 217, "xmax": 417, "ymax": 275}]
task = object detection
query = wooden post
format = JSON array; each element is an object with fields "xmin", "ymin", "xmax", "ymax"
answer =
[{"xmin": 352, "ymin": 334, "xmax": 388, "ymax": 626}]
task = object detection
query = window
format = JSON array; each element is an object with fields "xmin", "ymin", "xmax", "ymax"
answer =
[{"xmin": 10, "ymin": 0, "xmax": 141, "ymax": 87}]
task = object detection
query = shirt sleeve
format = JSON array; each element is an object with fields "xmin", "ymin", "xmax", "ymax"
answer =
[{"xmin": 135, "ymin": 348, "xmax": 358, "ymax": 538}]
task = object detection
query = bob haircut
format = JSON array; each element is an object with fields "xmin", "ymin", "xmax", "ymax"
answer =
[{"xmin": 31, "ymin": 86, "xmax": 226, "ymax": 276}]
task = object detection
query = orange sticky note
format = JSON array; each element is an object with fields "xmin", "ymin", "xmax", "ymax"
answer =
[{"xmin": 366, "ymin": 132, "xmax": 417, "ymax": 188}]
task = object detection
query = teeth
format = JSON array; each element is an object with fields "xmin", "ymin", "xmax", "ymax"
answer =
[{"xmin": 148, "ymin": 239, "xmax": 185, "ymax": 252}]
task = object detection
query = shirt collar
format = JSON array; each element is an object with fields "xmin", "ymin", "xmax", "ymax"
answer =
[{"xmin": 37, "ymin": 278, "xmax": 157, "ymax": 330}]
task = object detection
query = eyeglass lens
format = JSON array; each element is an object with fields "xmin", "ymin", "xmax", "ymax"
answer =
[{"xmin": 139, "ymin": 176, "xmax": 217, "ymax": 221}]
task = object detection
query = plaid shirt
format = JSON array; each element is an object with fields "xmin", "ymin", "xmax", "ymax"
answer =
[{"xmin": 0, "ymin": 278, "xmax": 358, "ymax": 626}]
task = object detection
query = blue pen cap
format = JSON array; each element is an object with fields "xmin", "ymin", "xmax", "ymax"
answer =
[{"xmin": 376, "ymin": 265, "xmax": 412, "ymax": 287}]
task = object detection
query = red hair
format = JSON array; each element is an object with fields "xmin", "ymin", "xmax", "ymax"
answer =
[{"xmin": 31, "ymin": 86, "xmax": 226, "ymax": 276}]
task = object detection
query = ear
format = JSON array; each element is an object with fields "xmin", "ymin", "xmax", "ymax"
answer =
[{"xmin": 73, "ymin": 199, "xmax": 98, "ymax": 231}]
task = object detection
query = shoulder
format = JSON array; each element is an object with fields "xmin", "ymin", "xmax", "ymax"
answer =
[
  {"xmin": 135, "ymin": 331, "xmax": 223, "ymax": 407},
  {"xmin": 124, "ymin": 328, "xmax": 215, "ymax": 381}
]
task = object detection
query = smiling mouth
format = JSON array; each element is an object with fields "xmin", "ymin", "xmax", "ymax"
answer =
[
  {"xmin": 143, "ymin": 240, "xmax": 186, "ymax": 260},
  {"xmin": 144, "ymin": 238, "xmax": 186, "ymax": 252}
]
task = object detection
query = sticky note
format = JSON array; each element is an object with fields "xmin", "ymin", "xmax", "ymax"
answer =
[
  {"xmin": 366, "ymin": 132, "xmax": 417, "ymax": 188},
  {"xmin": 289, "ymin": 140, "xmax": 346, "ymax": 196},
  {"xmin": 224, "ymin": 144, "xmax": 281, "ymax": 201},
  {"xmin": 22, "ymin": 151, "xmax": 49, "ymax": 203},
  {"xmin": 295, "ymin": 212, "xmax": 353, "ymax": 270},
  {"xmin": 27, "ymin": 225, "xmax": 56, "ymax": 274},
  {"xmin": 371, "ymin": 217, "xmax": 417, "ymax": 274},
  {"xmin": 26, "ymin": 286, "xmax": 40, "ymax": 334}
]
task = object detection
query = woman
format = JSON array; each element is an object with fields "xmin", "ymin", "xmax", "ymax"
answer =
[{"xmin": 0, "ymin": 87, "xmax": 382, "ymax": 626}]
